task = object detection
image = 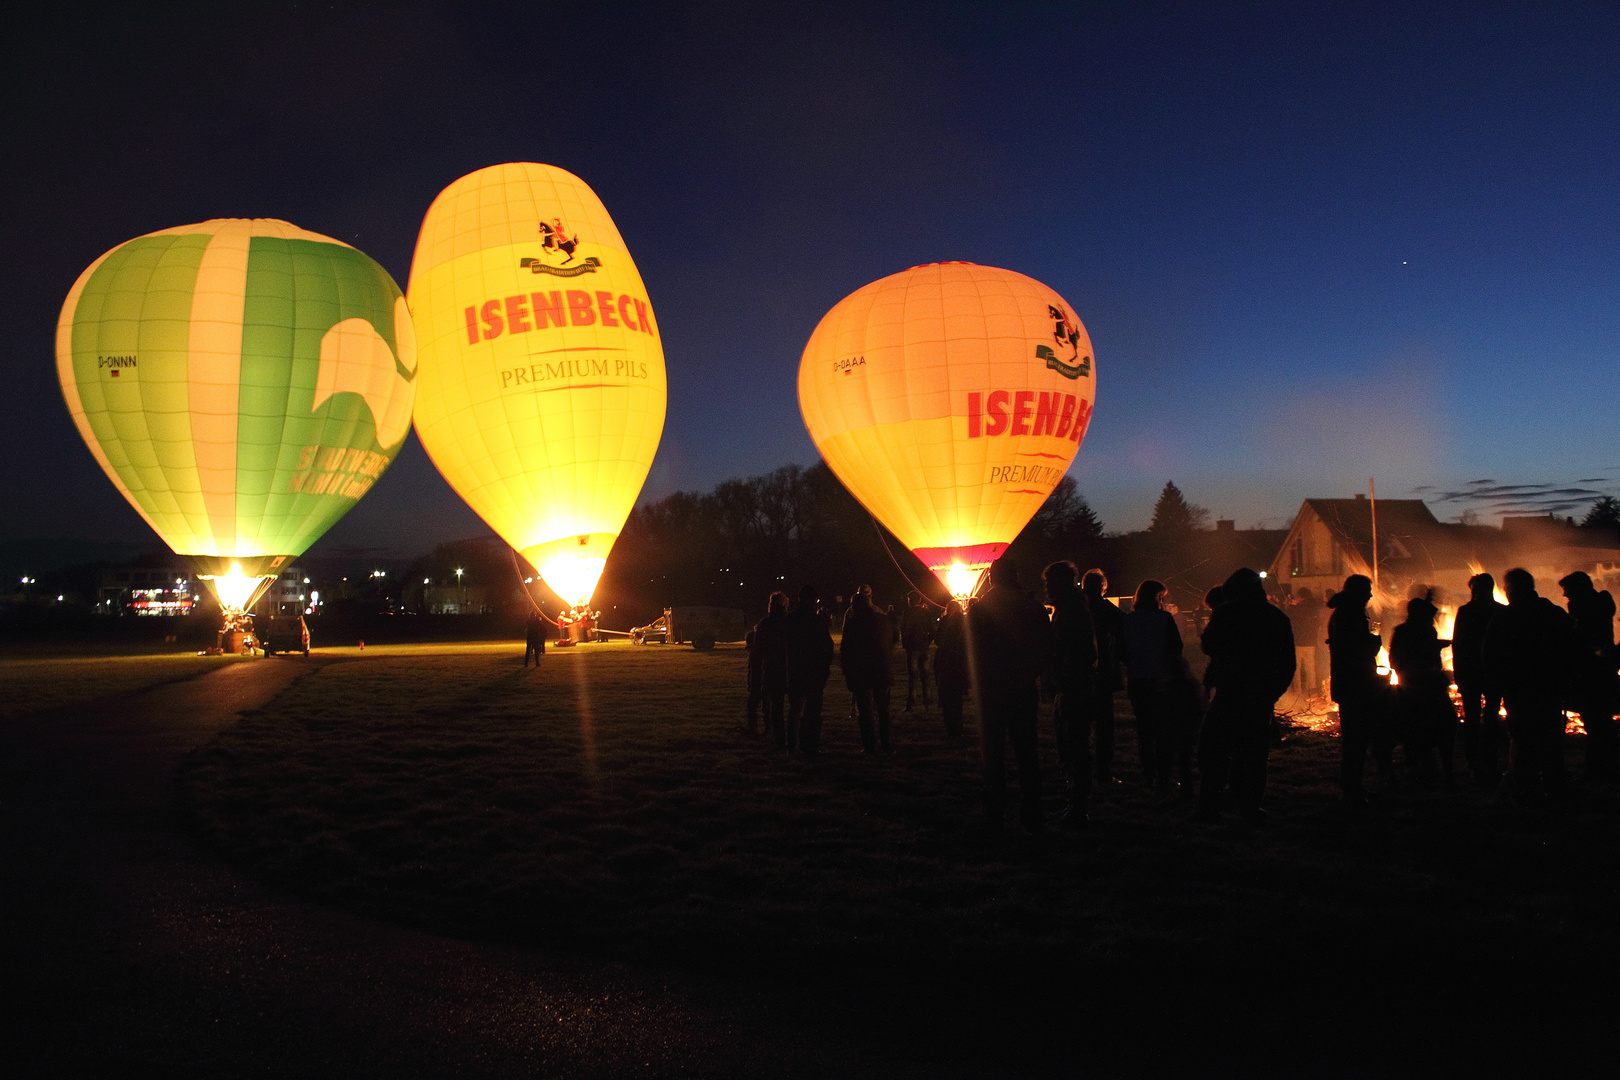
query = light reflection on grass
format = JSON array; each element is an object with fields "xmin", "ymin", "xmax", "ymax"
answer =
[
  {"xmin": 0, "ymin": 651, "xmax": 249, "ymax": 720},
  {"xmin": 179, "ymin": 641, "xmax": 1620, "ymax": 985}
]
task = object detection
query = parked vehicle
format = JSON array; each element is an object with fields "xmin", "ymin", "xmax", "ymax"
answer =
[
  {"xmin": 630, "ymin": 606, "xmax": 747, "ymax": 650},
  {"xmin": 260, "ymin": 614, "xmax": 311, "ymax": 656}
]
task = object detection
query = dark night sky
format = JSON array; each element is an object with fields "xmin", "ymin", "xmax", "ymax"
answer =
[{"xmin": 4, "ymin": 2, "xmax": 1618, "ymax": 559}]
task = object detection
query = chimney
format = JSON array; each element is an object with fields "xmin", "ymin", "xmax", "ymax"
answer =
[
  {"xmin": 1216, "ymin": 519, "xmax": 1235, "ymax": 532},
  {"xmin": 1354, "ymin": 493, "xmax": 1365, "ymax": 500}
]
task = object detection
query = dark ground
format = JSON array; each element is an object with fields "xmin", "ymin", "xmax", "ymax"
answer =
[{"xmin": 3, "ymin": 649, "xmax": 1617, "ymax": 1077}]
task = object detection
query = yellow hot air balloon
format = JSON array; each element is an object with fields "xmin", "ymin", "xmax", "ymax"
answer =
[
  {"xmin": 408, "ymin": 163, "xmax": 666, "ymax": 608},
  {"xmin": 798, "ymin": 262, "xmax": 1095, "ymax": 600},
  {"xmin": 57, "ymin": 218, "xmax": 418, "ymax": 617}
]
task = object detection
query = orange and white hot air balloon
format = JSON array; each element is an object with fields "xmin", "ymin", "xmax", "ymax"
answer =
[
  {"xmin": 408, "ymin": 163, "xmax": 666, "ymax": 608},
  {"xmin": 798, "ymin": 262, "xmax": 1095, "ymax": 600}
]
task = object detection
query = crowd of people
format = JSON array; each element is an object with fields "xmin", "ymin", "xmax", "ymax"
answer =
[{"xmin": 744, "ymin": 558, "xmax": 1620, "ymax": 834}]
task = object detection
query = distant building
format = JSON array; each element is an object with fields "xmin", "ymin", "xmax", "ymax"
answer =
[
  {"xmin": 423, "ymin": 585, "xmax": 490, "ymax": 614},
  {"xmin": 1269, "ymin": 495, "xmax": 1620, "ymax": 606},
  {"xmin": 260, "ymin": 567, "xmax": 311, "ymax": 615},
  {"xmin": 98, "ymin": 567, "xmax": 197, "ymax": 615}
]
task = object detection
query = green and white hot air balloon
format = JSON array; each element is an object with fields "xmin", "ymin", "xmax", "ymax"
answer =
[{"xmin": 56, "ymin": 218, "xmax": 417, "ymax": 614}]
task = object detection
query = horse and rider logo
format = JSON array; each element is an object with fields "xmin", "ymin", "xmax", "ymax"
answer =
[
  {"xmin": 1035, "ymin": 304, "xmax": 1091, "ymax": 379},
  {"xmin": 518, "ymin": 218, "xmax": 603, "ymax": 278}
]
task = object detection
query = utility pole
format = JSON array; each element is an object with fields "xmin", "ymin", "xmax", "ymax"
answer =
[{"xmin": 1368, "ymin": 477, "xmax": 1379, "ymax": 597}]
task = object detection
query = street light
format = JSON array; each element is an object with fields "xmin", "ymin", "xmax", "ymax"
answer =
[{"xmin": 455, "ymin": 567, "xmax": 465, "ymax": 611}]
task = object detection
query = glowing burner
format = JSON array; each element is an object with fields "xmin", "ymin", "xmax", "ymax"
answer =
[
  {"xmin": 198, "ymin": 563, "xmax": 275, "ymax": 615},
  {"xmin": 536, "ymin": 552, "xmax": 608, "ymax": 609},
  {"xmin": 942, "ymin": 561, "xmax": 984, "ymax": 600},
  {"xmin": 521, "ymin": 534, "xmax": 617, "ymax": 609}
]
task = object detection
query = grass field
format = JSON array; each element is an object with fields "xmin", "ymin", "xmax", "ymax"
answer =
[
  {"xmin": 177, "ymin": 639, "xmax": 1620, "ymax": 1003},
  {"xmin": 0, "ymin": 650, "xmax": 248, "ymax": 720}
]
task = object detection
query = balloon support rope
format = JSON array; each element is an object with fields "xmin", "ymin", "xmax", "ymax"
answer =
[
  {"xmin": 865, "ymin": 512, "xmax": 951, "ymax": 610},
  {"xmin": 509, "ymin": 547, "xmax": 560, "ymax": 626}
]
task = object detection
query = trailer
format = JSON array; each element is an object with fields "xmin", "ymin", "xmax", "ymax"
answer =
[{"xmin": 630, "ymin": 606, "xmax": 748, "ymax": 650}]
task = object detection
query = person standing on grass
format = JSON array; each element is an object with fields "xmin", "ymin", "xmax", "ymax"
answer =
[
  {"xmin": 1390, "ymin": 596, "xmax": 1455, "ymax": 789},
  {"xmin": 1044, "ymin": 560, "xmax": 1098, "ymax": 825},
  {"xmin": 969, "ymin": 559, "xmax": 1053, "ymax": 834},
  {"xmin": 1559, "ymin": 571, "xmax": 1619, "ymax": 784},
  {"xmin": 900, "ymin": 592, "xmax": 938, "ymax": 711},
  {"xmin": 1198, "ymin": 568, "xmax": 1295, "ymax": 822},
  {"xmin": 524, "ymin": 609, "xmax": 546, "ymax": 668},
  {"xmin": 1326, "ymin": 575, "xmax": 1382, "ymax": 804},
  {"xmin": 841, "ymin": 590, "xmax": 895, "ymax": 753},
  {"xmin": 934, "ymin": 600, "xmax": 970, "ymax": 739},
  {"xmin": 1452, "ymin": 573, "xmax": 1505, "ymax": 786},
  {"xmin": 752, "ymin": 593, "xmax": 791, "ymax": 748},
  {"xmin": 1082, "ymin": 569, "xmax": 1126, "ymax": 785},
  {"xmin": 1288, "ymin": 588, "xmax": 1326, "ymax": 700},
  {"xmin": 745, "ymin": 623, "xmax": 762, "ymax": 735},
  {"xmin": 784, "ymin": 584, "xmax": 835, "ymax": 755},
  {"xmin": 1121, "ymin": 579, "xmax": 1183, "ymax": 794},
  {"xmin": 1484, "ymin": 568, "xmax": 1577, "ymax": 804}
]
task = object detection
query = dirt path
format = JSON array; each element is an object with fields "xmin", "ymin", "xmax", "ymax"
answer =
[{"xmin": 0, "ymin": 658, "xmax": 970, "ymax": 1079}]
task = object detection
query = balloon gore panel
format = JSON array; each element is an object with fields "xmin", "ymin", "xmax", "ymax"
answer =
[
  {"xmin": 57, "ymin": 219, "xmax": 417, "ymax": 563},
  {"xmin": 408, "ymin": 163, "xmax": 667, "ymax": 607},
  {"xmin": 798, "ymin": 262, "xmax": 1095, "ymax": 596}
]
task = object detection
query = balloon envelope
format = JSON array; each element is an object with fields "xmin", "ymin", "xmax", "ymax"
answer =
[
  {"xmin": 408, "ymin": 163, "xmax": 667, "ymax": 607},
  {"xmin": 798, "ymin": 262, "xmax": 1095, "ymax": 597},
  {"xmin": 57, "ymin": 218, "xmax": 417, "ymax": 610}
]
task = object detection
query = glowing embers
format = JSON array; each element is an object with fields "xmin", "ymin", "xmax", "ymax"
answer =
[{"xmin": 199, "ymin": 563, "xmax": 274, "ymax": 614}]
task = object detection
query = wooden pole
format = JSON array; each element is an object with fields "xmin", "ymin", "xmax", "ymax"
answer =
[{"xmin": 1368, "ymin": 477, "xmax": 1379, "ymax": 596}]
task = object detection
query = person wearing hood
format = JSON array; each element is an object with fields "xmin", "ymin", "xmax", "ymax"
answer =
[
  {"xmin": 1390, "ymin": 594, "xmax": 1455, "ymax": 789},
  {"xmin": 1560, "ymin": 571, "xmax": 1619, "ymax": 783},
  {"xmin": 1198, "ymin": 568, "xmax": 1295, "ymax": 822},
  {"xmin": 1452, "ymin": 573, "xmax": 1505, "ymax": 785},
  {"xmin": 969, "ymin": 559, "xmax": 1053, "ymax": 834},
  {"xmin": 1044, "ymin": 560, "xmax": 1098, "ymax": 824},
  {"xmin": 1484, "ymin": 568, "xmax": 1577, "ymax": 803}
]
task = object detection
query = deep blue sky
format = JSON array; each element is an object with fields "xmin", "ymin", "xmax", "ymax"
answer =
[{"xmin": 4, "ymin": 1, "xmax": 1617, "ymax": 557}]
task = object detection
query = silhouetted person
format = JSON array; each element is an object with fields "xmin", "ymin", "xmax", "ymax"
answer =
[
  {"xmin": 745, "ymin": 624, "xmax": 762, "ymax": 734},
  {"xmin": 1200, "ymin": 586, "xmax": 1226, "ymax": 690},
  {"xmin": 1082, "ymin": 569, "xmax": 1125, "ymax": 785},
  {"xmin": 1390, "ymin": 595, "xmax": 1455, "ymax": 788},
  {"xmin": 784, "ymin": 584, "xmax": 835, "ymax": 755},
  {"xmin": 752, "ymin": 592, "xmax": 791, "ymax": 747},
  {"xmin": 900, "ymin": 592, "xmax": 938, "ymax": 710},
  {"xmin": 1168, "ymin": 651, "xmax": 1205, "ymax": 794},
  {"xmin": 841, "ymin": 590, "xmax": 894, "ymax": 753},
  {"xmin": 969, "ymin": 559, "xmax": 1052, "ymax": 833},
  {"xmin": 1327, "ymin": 575, "xmax": 1382, "ymax": 802},
  {"xmin": 1044, "ymin": 561, "xmax": 1098, "ymax": 823},
  {"xmin": 1453, "ymin": 573, "xmax": 1505, "ymax": 785},
  {"xmin": 524, "ymin": 610, "xmax": 546, "ymax": 667},
  {"xmin": 1288, "ymin": 587, "xmax": 1327, "ymax": 700},
  {"xmin": 1122, "ymin": 579, "xmax": 1184, "ymax": 793},
  {"xmin": 1560, "ymin": 571, "xmax": 1619, "ymax": 783},
  {"xmin": 934, "ymin": 601, "xmax": 970, "ymax": 738},
  {"xmin": 1484, "ymin": 568, "xmax": 1577, "ymax": 804},
  {"xmin": 1198, "ymin": 568, "xmax": 1295, "ymax": 821}
]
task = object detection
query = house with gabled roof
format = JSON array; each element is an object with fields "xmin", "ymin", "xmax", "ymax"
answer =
[{"xmin": 1269, "ymin": 495, "xmax": 1620, "ymax": 609}]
